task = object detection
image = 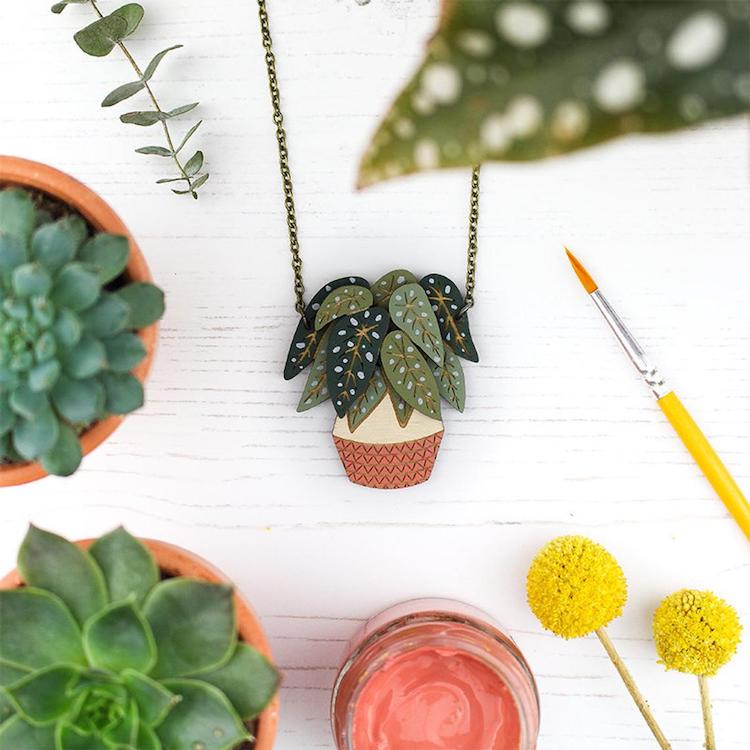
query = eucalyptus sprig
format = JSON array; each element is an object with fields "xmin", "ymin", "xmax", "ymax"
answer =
[{"xmin": 52, "ymin": 0, "xmax": 209, "ymax": 199}]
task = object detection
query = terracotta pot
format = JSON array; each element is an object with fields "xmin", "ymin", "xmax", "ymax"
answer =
[
  {"xmin": 0, "ymin": 156, "xmax": 159, "ymax": 487},
  {"xmin": 0, "ymin": 537, "xmax": 280, "ymax": 750},
  {"xmin": 332, "ymin": 398, "xmax": 444, "ymax": 489}
]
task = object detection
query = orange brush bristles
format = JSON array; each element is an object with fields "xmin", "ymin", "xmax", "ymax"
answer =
[{"xmin": 565, "ymin": 248, "xmax": 598, "ymax": 293}]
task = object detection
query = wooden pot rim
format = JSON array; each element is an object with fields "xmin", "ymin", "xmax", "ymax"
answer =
[
  {"xmin": 0, "ymin": 536, "xmax": 280, "ymax": 750},
  {"xmin": 0, "ymin": 156, "xmax": 159, "ymax": 487}
]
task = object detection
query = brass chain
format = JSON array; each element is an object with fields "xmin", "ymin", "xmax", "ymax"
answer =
[
  {"xmin": 256, "ymin": 0, "xmax": 480, "ymax": 318},
  {"xmin": 257, "ymin": 0, "xmax": 306, "ymax": 317}
]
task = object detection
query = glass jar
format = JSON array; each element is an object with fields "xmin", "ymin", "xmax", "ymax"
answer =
[{"xmin": 331, "ymin": 599, "xmax": 539, "ymax": 750}]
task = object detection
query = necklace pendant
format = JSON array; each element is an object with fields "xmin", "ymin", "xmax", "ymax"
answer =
[{"xmin": 284, "ymin": 271, "xmax": 478, "ymax": 490}]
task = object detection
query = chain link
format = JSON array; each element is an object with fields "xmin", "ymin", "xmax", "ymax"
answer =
[
  {"xmin": 257, "ymin": 0, "xmax": 306, "ymax": 317},
  {"xmin": 463, "ymin": 164, "xmax": 481, "ymax": 315},
  {"xmin": 257, "ymin": 0, "xmax": 480, "ymax": 318}
]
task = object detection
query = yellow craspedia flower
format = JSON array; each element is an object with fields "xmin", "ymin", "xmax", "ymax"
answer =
[
  {"xmin": 526, "ymin": 535, "xmax": 627, "ymax": 639},
  {"xmin": 653, "ymin": 590, "xmax": 742, "ymax": 677}
]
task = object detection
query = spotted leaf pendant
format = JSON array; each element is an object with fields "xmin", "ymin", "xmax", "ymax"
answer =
[{"xmin": 285, "ymin": 271, "xmax": 479, "ymax": 489}]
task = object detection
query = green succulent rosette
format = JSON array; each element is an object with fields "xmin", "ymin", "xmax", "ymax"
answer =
[
  {"xmin": 0, "ymin": 527, "xmax": 279, "ymax": 750},
  {"xmin": 0, "ymin": 187, "xmax": 165, "ymax": 476}
]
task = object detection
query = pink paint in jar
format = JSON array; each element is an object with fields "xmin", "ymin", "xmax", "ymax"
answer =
[{"xmin": 331, "ymin": 599, "xmax": 539, "ymax": 750}]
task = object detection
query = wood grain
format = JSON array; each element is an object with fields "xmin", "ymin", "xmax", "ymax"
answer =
[{"xmin": 1, "ymin": 1, "xmax": 748, "ymax": 748}]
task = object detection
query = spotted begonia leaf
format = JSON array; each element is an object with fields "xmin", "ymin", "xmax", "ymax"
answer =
[
  {"xmin": 419, "ymin": 273, "xmax": 479, "ymax": 362},
  {"xmin": 347, "ymin": 367, "xmax": 387, "ymax": 432},
  {"xmin": 371, "ymin": 269, "xmax": 418, "ymax": 307},
  {"xmin": 283, "ymin": 276, "xmax": 369, "ymax": 380},
  {"xmin": 297, "ymin": 330, "xmax": 330, "ymax": 412},
  {"xmin": 326, "ymin": 308, "xmax": 390, "ymax": 418},
  {"xmin": 358, "ymin": 0, "xmax": 750, "ymax": 186},
  {"xmin": 389, "ymin": 283, "xmax": 445, "ymax": 366},
  {"xmin": 315, "ymin": 285, "xmax": 374, "ymax": 331},
  {"xmin": 433, "ymin": 346, "xmax": 466, "ymax": 412},
  {"xmin": 386, "ymin": 380, "xmax": 414, "ymax": 428},
  {"xmin": 381, "ymin": 331, "xmax": 441, "ymax": 420}
]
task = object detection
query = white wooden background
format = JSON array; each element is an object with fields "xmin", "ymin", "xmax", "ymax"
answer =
[{"xmin": 1, "ymin": 2, "xmax": 748, "ymax": 748}]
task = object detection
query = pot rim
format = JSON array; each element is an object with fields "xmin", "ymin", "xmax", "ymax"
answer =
[
  {"xmin": 0, "ymin": 156, "xmax": 159, "ymax": 487},
  {"xmin": 0, "ymin": 536, "xmax": 280, "ymax": 750}
]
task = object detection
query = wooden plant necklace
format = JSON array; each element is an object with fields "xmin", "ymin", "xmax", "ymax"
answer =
[{"xmin": 257, "ymin": 0, "xmax": 481, "ymax": 489}]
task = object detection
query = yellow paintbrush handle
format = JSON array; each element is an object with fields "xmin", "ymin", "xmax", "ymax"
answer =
[{"xmin": 658, "ymin": 392, "xmax": 750, "ymax": 540}]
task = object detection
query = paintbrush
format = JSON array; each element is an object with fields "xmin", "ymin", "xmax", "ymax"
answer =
[{"xmin": 565, "ymin": 248, "xmax": 750, "ymax": 541}]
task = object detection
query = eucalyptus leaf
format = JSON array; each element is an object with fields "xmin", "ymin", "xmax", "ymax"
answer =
[
  {"xmin": 89, "ymin": 527, "xmax": 159, "ymax": 605},
  {"xmin": 120, "ymin": 110, "xmax": 162, "ymax": 126},
  {"xmin": 17, "ymin": 526, "xmax": 108, "ymax": 626},
  {"xmin": 136, "ymin": 145, "xmax": 173, "ymax": 157},
  {"xmin": 359, "ymin": 0, "xmax": 750, "ymax": 186},
  {"xmin": 381, "ymin": 331, "xmax": 441, "ymax": 420},
  {"xmin": 143, "ymin": 45, "xmax": 183, "ymax": 81},
  {"xmin": 184, "ymin": 151, "xmax": 204, "ymax": 176},
  {"xmin": 74, "ymin": 14, "xmax": 129, "ymax": 57},
  {"xmin": 111, "ymin": 3, "xmax": 145, "ymax": 37},
  {"xmin": 101, "ymin": 80, "xmax": 145, "ymax": 107},
  {"xmin": 175, "ymin": 120, "xmax": 202, "ymax": 153}
]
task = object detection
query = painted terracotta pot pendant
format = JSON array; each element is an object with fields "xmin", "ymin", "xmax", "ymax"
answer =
[{"xmin": 284, "ymin": 270, "xmax": 479, "ymax": 489}]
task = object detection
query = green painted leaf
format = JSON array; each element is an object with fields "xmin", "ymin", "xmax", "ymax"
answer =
[
  {"xmin": 0, "ymin": 588, "xmax": 85, "ymax": 670},
  {"xmin": 99, "ymin": 371, "xmax": 144, "ymax": 414},
  {"xmin": 89, "ymin": 528, "xmax": 159, "ymax": 605},
  {"xmin": 73, "ymin": 14, "xmax": 129, "ymax": 57},
  {"xmin": 389, "ymin": 283, "xmax": 445, "ymax": 365},
  {"xmin": 143, "ymin": 579, "xmax": 236, "ymax": 678},
  {"xmin": 0, "ymin": 189, "xmax": 34, "ymax": 242},
  {"xmin": 40, "ymin": 423, "xmax": 82, "ymax": 477},
  {"xmin": 121, "ymin": 670, "xmax": 179, "ymax": 728},
  {"xmin": 60, "ymin": 335, "xmax": 107, "ymax": 379},
  {"xmin": 314, "ymin": 285, "xmax": 373, "ymax": 331},
  {"xmin": 111, "ymin": 3, "xmax": 144, "ymax": 37},
  {"xmin": 50, "ymin": 263, "xmax": 100, "ymax": 312},
  {"xmin": 84, "ymin": 601, "xmax": 156, "ymax": 674},
  {"xmin": 101, "ymin": 80, "xmax": 145, "ymax": 107},
  {"xmin": 327, "ymin": 307, "xmax": 390, "ymax": 418},
  {"xmin": 135, "ymin": 146, "xmax": 173, "ymax": 157},
  {"xmin": 381, "ymin": 330, "xmax": 441, "ymax": 419},
  {"xmin": 116, "ymin": 282, "xmax": 165, "ymax": 329},
  {"xmin": 420, "ymin": 273, "xmax": 479, "ymax": 362},
  {"xmin": 31, "ymin": 218, "xmax": 85, "ymax": 272},
  {"xmin": 184, "ymin": 151, "xmax": 204, "ymax": 176},
  {"xmin": 175, "ymin": 120, "xmax": 202, "ymax": 153},
  {"xmin": 347, "ymin": 367, "xmax": 387, "ymax": 432},
  {"xmin": 157, "ymin": 680, "xmax": 249, "ymax": 750},
  {"xmin": 5, "ymin": 665, "xmax": 79, "ymax": 725},
  {"xmin": 433, "ymin": 346, "xmax": 466, "ymax": 411},
  {"xmin": 359, "ymin": 0, "xmax": 750, "ymax": 186},
  {"xmin": 103, "ymin": 332, "xmax": 147, "ymax": 373},
  {"xmin": 143, "ymin": 45, "xmax": 183, "ymax": 81},
  {"xmin": 51, "ymin": 375, "xmax": 104, "ymax": 424},
  {"xmin": 371, "ymin": 268, "xmax": 417, "ymax": 307},
  {"xmin": 296, "ymin": 330, "xmax": 330, "ymax": 412},
  {"xmin": 80, "ymin": 294, "xmax": 130, "ymax": 338},
  {"xmin": 198, "ymin": 643, "xmax": 279, "ymax": 721},
  {"xmin": 12, "ymin": 406, "xmax": 59, "ymax": 460},
  {"xmin": 79, "ymin": 234, "xmax": 129, "ymax": 283},
  {"xmin": 0, "ymin": 716, "xmax": 56, "ymax": 750},
  {"xmin": 17, "ymin": 526, "xmax": 108, "ymax": 626}
]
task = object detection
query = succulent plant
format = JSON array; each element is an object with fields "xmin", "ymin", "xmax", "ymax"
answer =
[
  {"xmin": 284, "ymin": 270, "xmax": 479, "ymax": 430},
  {"xmin": 0, "ymin": 187, "xmax": 165, "ymax": 476},
  {"xmin": 359, "ymin": 0, "xmax": 750, "ymax": 186},
  {"xmin": 0, "ymin": 526, "xmax": 279, "ymax": 750}
]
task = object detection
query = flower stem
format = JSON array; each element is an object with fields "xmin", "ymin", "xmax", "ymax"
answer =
[
  {"xmin": 89, "ymin": 0, "xmax": 195, "ymax": 194},
  {"xmin": 699, "ymin": 676, "xmax": 716, "ymax": 750},
  {"xmin": 596, "ymin": 628, "xmax": 672, "ymax": 750}
]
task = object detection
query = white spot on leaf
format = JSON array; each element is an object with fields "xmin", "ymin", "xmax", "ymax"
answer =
[
  {"xmin": 551, "ymin": 100, "xmax": 590, "ymax": 141},
  {"xmin": 414, "ymin": 139, "xmax": 440, "ymax": 169},
  {"xmin": 507, "ymin": 95, "xmax": 543, "ymax": 137},
  {"xmin": 480, "ymin": 114, "xmax": 511, "ymax": 152},
  {"xmin": 593, "ymin": 58, "xmax": 646, "ymax": 113},
  {"xmin": 667, "ymin": 11, "xmax": 727, "ymax": 70},
  {"xmin": 421, "ymin": 62, "xmax": 462, "ymax": 104},
  {"xmin": 496, "ymin": 3, "xmax": 551, "ymax": 49},
  {"xmin": 456, "ymin": 29, "xmax": 495, "ymax": 57},
  {"xmin": 566, "ymin": 1, "xmax": 609, "ymax": 35}
]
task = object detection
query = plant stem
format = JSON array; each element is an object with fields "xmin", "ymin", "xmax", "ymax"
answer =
[
  {"xmin": 699, "ymin": 676, "xmax": 716, "ymax": 750},
  {"xmin": 89, "ymin": 0, "xmax": 195, "ymax": 194},
  {"xmin": 595, "ymin": 628, "xmax": 672, "ymax": 750}
]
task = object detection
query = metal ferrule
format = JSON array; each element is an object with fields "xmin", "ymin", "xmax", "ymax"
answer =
[{"xmin": 591, "ymin": 290, "xmax": 671, "ymax": 399}]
